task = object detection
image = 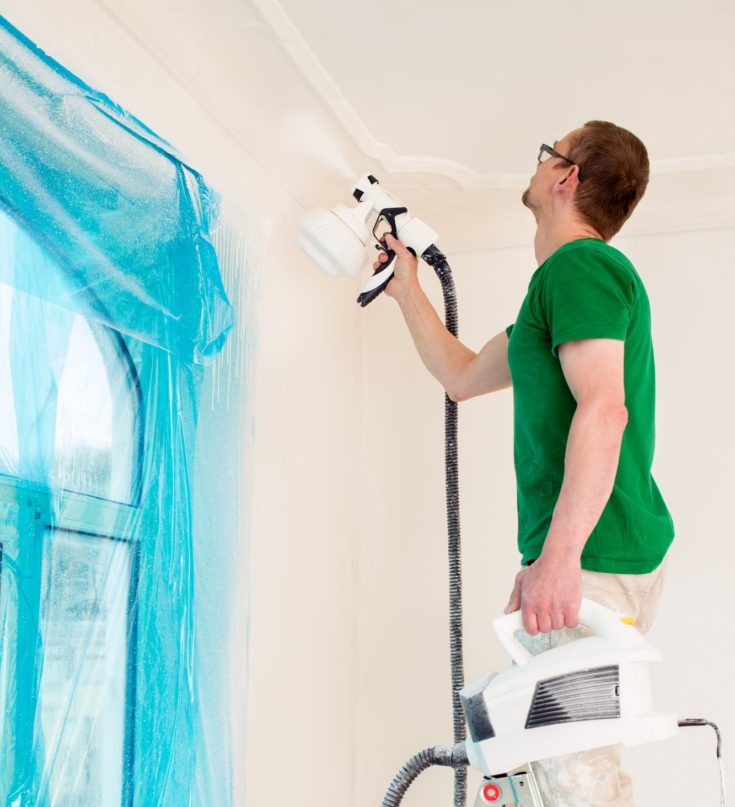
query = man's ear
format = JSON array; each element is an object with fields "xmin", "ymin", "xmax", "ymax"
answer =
[{"xmin": 556, "ymin": 164, "xmax": 581, "ymax": 193}]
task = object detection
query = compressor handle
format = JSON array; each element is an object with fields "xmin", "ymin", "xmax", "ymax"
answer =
[{"xmin": 492, "ymin": 597, "xmax": 647, "ymax": 666}]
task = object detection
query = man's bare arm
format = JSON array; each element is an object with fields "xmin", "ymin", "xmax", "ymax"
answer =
[
  {"xmin": 505, "ymin": 338, "xmax": 628, "ymax": 635},
  {"xmin": 380, "ymin": 233, "xmax": 511, "ymax": 401}
]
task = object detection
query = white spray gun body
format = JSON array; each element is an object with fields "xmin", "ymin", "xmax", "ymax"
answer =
[{"xmin": 300, "ymin": 175, "xmax": 438, "ymax": 306}]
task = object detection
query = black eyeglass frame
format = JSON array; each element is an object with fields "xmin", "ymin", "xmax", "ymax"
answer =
[{"xmin": 538, "ymin": 143, "xmax": 575, "ymax": 166}]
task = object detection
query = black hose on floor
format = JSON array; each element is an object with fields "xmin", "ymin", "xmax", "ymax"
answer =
[{"xmin": 381, "ymin": 743, "xmax": 469, "ymax": 807}]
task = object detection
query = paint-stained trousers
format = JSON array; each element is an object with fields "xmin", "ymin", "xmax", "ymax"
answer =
[{"xmin": 518, "ymin": 560, "xmax": 667, "ymax": 807}]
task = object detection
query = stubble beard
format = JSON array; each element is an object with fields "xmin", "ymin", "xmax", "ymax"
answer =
[{"xmin": 521, "ymin": 186, "xmax": 534, "ymax": 210}]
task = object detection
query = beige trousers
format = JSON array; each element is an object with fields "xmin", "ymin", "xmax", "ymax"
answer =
[{"xmin": 519, "ymin": 561, "xmax": 667, "ymax": 807}]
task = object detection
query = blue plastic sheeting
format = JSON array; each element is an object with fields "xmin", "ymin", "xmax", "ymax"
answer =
[
  {"xmin": 0, "ymin": 17, "xmax": 232, "ymax": 365},
  {"xmin": 0, "ymin": 15, "xmax": 258, "ymax": 807}
]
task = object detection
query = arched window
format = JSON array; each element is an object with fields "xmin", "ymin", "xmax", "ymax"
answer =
[
  {"xmin": 52, "ymin": 318, "xmax": 142, "ymax": 504},
  {"xmin": 0, "ymin": 208, "xmax": 142, "ymax": 805},
  {"xmin": 0, "ymin": 275, "xmax": 141, "ymax": 504}
]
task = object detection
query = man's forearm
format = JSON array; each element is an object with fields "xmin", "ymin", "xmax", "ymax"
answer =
[
  {"xmin": 383, "ymin": 233, "xmax": 510, "ymax": 400},
  {"xmin": 541, "ymin": 401, "xmax": 628, "ymax": 564},
  {"xmin": 395, "ymin": 280, "xmax": 475, "ymax": 399}
]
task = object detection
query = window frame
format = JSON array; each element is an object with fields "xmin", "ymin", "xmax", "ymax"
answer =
[{"xmin": 0, "ymin": 316, "xmax": 143, "ymax": 806}]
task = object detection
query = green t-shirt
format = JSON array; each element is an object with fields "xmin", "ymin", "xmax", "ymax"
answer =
[{"xmin": 506, "ymin": 238, "xmax": 674, "ymax": 573}]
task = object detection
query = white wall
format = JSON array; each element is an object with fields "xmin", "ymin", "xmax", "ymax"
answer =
[
  {"xmin": 615, "ymin": 228, "xmax": 735, "ymax": 806},
  {"xmin": 356, "ymin": 225, "xmax": 735, "ymax": 806},
  {"xmin": 244, "ymin": 208, "xmax": 362, "ymax": 807}
]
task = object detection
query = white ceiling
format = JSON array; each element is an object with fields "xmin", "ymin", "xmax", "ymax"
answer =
[
  {"xmin": 254, "ymin": 0, "xmax": 735, "ymax": 246},
  {"xmin": 273, "ymin": 0, "xmax": 735, "ymax": 179},
  {"xmin": 2, "ymin": 0, "xmax": 734, "ymax": 249}
]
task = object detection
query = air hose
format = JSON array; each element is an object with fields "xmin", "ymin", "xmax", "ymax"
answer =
[
  {"xmin": 381, "ymin": 744, "xmax": 469, "ymax": 807},
  {"xmin": 379, "ymin": 244, "xmax": 470, "ymax": 807}
]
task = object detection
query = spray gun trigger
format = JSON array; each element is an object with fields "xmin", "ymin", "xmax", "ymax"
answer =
[{"xmin": 372, "ymin": 206, "xmax": 408, "ymax": 244}]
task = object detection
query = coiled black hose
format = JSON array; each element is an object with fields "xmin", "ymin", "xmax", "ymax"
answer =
[
  {"xmin": 386, "ymin": 244, "xmax": 467, "ymax": 807},
  {"xmin": 378, "ymin": 245, "xmax": 467, "ymax": 806},
  {"xmin": 381, "ymin": 743, "xmax": 469, "ymax": 807},
  {"xmin": 424, "ymin": 244, "xmax": 467, "ymax": 806}
]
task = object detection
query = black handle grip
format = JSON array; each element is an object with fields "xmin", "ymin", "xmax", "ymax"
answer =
[{"xmin": 356, "ymin": 250, "xmax": 396, "ymax": 307}]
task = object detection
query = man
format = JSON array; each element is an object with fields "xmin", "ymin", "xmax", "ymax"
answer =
[{"xmin": 376, "ymin": 121, "xmax": 674, "ymax": 805}]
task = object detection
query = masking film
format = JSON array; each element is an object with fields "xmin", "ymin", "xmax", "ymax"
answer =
[{"xmin": 0, "ymin": 15, "xmax": 261, "ymax": 806}]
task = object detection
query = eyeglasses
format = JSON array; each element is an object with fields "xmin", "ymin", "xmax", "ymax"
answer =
[{"xmin": 538, "ymin": 143, "xmax": 575, "ymax": 166}]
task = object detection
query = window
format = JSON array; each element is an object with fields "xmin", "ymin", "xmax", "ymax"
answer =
[
  {"xmin": 51, "ymin": 317, "xmax": 141, "ymax": 504},
  {"xmin": 0, "ymin": 208, "xmax": 141, "ymax": 806},
  {"xmin": 1, "ymin": 18, "xmax": 240, "ymax": 802},
  {"xmin": 38, "ymin": 529, "xmax": 136, "ymax": 807}
]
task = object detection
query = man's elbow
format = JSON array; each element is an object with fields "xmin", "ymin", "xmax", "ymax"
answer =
[
  {"xmin": 446, "ymin": 374, "xmax": 478, "ymax": 402},
  {"xmin": 608, "ymin": 403, "xmax": 628, "ymax": 430},
  {"xmin": 446, "ymin": 376, "xmax": 512, "ymax": 402},
  {"xmin": 445, "ymin": 369, "xmax": 469, "ymax": 403},
  {"xmin": 446, "ymin": 385, "xmax": 465, "ymax": 403},
  {"xmin": 581, "ymin": 400, "xmax": 628, "ymax": 431}
]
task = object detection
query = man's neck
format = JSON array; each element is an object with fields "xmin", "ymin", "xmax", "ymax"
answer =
[{"xmin": 533, "ymin": 220, "xmax": 604, "ymax": 265}]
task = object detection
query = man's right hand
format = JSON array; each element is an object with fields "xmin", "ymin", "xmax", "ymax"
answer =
[{"xmin": 372, "ymin": 232, "xmax": 419, "ymax": 302}]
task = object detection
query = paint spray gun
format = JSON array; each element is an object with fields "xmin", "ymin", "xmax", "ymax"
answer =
[{"xmin": 300, "ymin": 175, "xmax": 440, "ymax": 306}]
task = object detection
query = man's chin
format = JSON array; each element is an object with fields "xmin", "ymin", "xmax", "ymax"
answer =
[{"xmin": 521, "ymin": 188, "xmax": 539, "ymax": 218}]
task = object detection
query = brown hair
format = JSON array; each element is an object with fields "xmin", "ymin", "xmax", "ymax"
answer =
[{"xmin": 567, "ymin": 121, "xmax": 650, "ymax": 241}]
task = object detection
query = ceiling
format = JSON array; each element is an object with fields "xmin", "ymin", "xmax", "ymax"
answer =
[
  {"xmin": 2, "ymin": 0, "xmax": 734, "ymax": 250},
  {"xmin": 249, "ymin": 0, "xmax": 735, "ymax": 246},
  {"xmin": 273, "ymin": 0, "xmax": 735, "ymax": 181}
]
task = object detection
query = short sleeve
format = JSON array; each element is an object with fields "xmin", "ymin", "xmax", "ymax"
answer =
[
  {"xmin": 505, "ymin": 323, "xmax": 514, "ymax": 338},
  {"xmin": 541, "ymin": 249, "xmax": 638, "ymax": 357}
]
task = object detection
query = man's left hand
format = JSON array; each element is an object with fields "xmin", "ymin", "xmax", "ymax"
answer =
[{"xmin": 504, "ymin": 555, "xmax": 583, "ymax": 635}]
